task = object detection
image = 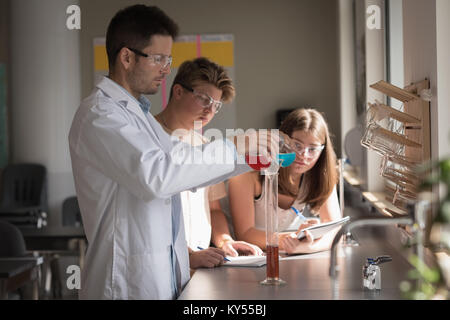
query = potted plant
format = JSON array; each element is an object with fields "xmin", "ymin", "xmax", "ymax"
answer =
[{"xmin": 400, "ymin": 157, "xmax": 450, "ymax": 299}]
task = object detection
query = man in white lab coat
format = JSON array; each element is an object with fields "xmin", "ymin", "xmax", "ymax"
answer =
[{"xmin": 69, "ymin": 5, "xmax": 276, "ymax": 300}]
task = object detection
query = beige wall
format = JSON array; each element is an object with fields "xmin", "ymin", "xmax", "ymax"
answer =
[
  {"xmin": 364, "ymin": 0, "xmax": 386, "ymax": 192},
  {"xmin": 79, "ymin": 0, "xmax": 342, "ymax": 155},
  {"xmin": 435, "ymin": 0, "xmax": 450, "ymax": 159},
  {"xmin": 403, "ymin": 0, "xmax": 450, "ymax": 159},
  {"xmin": 338, "ymin": 0, "xmax": 357, "ymax": 156},
  {"xmin": 403, "ymin": 0, "xmax": 450, "ymax": 214}
]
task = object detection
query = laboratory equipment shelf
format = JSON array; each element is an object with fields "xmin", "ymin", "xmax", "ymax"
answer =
[
  {"xmin": 370, "ymin": 101, "xmax": 421, "ymax": 124},
  {"xmin": 370, "ymin": 80, "xmax": 420, "ymax": 103},
  {"xmin": 363, "ymin": 78, "xmax": 431, "ymax": 213},
  {"xmin": 373, "ymin": 126, "xmax": 422, "ymax": 148}
]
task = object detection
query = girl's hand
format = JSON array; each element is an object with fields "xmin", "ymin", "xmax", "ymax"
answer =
[
  {"xmin": 280, "ymin": 230, "xmax": 315, "ymax": 254},
  {"xmin": 297, "ymin": 219, "xmax": 319, "ymax": 232}
]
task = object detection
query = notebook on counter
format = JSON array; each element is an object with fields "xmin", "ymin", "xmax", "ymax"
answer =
[
  {"xmin": 296, "ymin": 216, "xmax": 350, "ymax": 240},
  {"xmin": 222, "ymin": 255, "xmax": 266, "ymax": 267}
]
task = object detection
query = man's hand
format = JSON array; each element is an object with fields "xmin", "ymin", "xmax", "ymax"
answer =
[{"xmin": 228, "ymin": 130, "xmax": 280, "ymax": 162}]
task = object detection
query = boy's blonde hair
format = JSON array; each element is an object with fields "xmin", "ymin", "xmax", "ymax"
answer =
[{"xmin": 170, "ymin": 57, "xmax": 235, "ymax": 103}]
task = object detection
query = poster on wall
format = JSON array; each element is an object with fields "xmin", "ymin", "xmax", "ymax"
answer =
[
  {"xmin": 0, "ymin": 64, "xmax": 7, "ymax": 168},
  {"xmin": 93, "ymin": 34, "xmax": 236, "ymax": 133}
]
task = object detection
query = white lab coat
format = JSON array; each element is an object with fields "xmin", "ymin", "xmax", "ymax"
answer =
[{"xmin": 68, "ymin": 77, "xmax": 250, "ymax": 299}]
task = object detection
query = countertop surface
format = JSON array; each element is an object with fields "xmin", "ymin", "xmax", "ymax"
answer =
[{"xmin": 178, "ymin": 225, "xmax": 413, "ymax": 300}]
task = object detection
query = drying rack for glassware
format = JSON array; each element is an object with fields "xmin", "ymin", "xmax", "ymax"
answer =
[
  {"xmin": 361, "ymin": 79, "xmax": 431, "ymax": 215},
  {"xmin": 380, "ymin": 155, "xmax": 421, "ymax": 191},
  {"xmin": 367, "ymin": 101, "xmax": 421, "ymax": 124},
  {"xmin": 384, "ymin": 182, "xmax": 417, "ymax": 212},
  {"xmin": 366, "ymin": 100, "xmax": 423, "ymax": 140},
  {"xmin": 361, "ymin": 122, "xmax": 421, "ymax": 159}
]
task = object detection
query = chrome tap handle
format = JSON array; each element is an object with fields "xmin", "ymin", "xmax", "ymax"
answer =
[{"xmin": 374, "ymin": 255, "xmax": 392, "ymax": 265}]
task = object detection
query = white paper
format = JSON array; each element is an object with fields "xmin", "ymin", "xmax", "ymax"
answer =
[
  {"xmin": 223, "ymin": 255, "xmax": 266, "ymax": 267},
  {"xmin": 297, "ymin": 216, "xmax": 350, "ymax": 240}
]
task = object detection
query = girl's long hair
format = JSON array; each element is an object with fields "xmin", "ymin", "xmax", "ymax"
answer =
[{"xmin": 278, "ymin": 108, "xmax": 338, "ymax": 213}]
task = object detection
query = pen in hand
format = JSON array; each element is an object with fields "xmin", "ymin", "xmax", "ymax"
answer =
[
  {"xmin": 197, "ymin": 246, "xmax": 230, "ymax": 262},
  {"xmin": 290, "ymin": 206, "xmax": 308, "ymax": 222}
]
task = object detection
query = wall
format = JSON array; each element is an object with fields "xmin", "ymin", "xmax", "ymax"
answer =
[
  {"xmin": 356, "ymin": 0, "xmax": 386, "ymax": 192},
  {"xmin": 403, "ymin": 0, "xmax": 450, "ymax": 211},
  {"xmin": 10, "ymin": 0, "xmax": 81, "ymax": 226},
  {"xmin": 387, "ymin": 0, "xmax": 404, "ymax": 110},
  {"xmin": 435, "ymin": 0, "xmax": 450, "ymax": 159},
  {"xmin": 79, "ymin": 0, "xmax": 342, "ymax": 154},
  {"xmin": 403, "ymin": 0, "xmax": 438, "ymax": 160},
  {"xmin": 338, "ymin": 0, "xmax": 357, "ymax": 158}
]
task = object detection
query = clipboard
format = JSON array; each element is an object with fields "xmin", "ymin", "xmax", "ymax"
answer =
[{"xmin": 297, "ymin": 216, "xmax": 350, "ymax": 240}]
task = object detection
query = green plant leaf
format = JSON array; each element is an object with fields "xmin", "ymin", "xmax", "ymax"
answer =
[
  {"xmin": 407, "ymin": 269, "xmax": 420, "ymax": 279},
  {"xmin": 439, "ymin": 201, "xmax": 450, "ymax": 223},
  {"xmin": 423, "ymin": 269, "xmax": 440, "ymax": 283},
  {"xmin": 440, "ymin": 159, "xmax": 450, "ymax": 183}
]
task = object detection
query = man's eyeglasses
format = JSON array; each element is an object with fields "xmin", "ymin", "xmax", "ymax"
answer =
[
  {"xmin": 127, "ymin": 47, "xmax": 173, "ymax": 69},
  {"xmin": 177, "ymin": 83, "xmax": 223, "ymax": 114},
  {"xmin": 290, "ymin": 141, "xmax": 325, "ymax": 158}
]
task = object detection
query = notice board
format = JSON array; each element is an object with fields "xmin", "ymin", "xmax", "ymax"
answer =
[{"xmin": 93, "ymin": 34, "xmax": 236, "ymax": 133}]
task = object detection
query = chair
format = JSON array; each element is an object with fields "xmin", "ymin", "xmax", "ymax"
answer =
[
  {"xmin": 0, "ymin": 220, "xmax": 29, "ymax": 299},
  {"xmin": 0, "ymin": 163, "xmax": 48, "ymax": 228},
  {"xmin": 0, "ymin": 220, "xmax": 27, "ymax": 257},
  {"xmin": 62, "ymin": 196, "xmax": 83, "ymax": 227}
]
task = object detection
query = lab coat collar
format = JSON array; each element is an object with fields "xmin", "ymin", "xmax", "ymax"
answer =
[
  {"xmin": 96, "ymin": 76, "xmax": 150, "ymax": 123},
  {"xmin": 97, "ymin": 78, "xmax": 174, "ymax": 154}
]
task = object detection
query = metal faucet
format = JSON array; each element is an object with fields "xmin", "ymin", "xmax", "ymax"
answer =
[
  {"xmin": 329, "ymin": 212, "xmax": 414, "ymax": 278},
  {"xmin": 362, "ymin": 255, "xmax": 392, "ymax": 290}
]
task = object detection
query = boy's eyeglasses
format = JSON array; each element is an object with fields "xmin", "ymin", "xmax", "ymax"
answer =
[{"xmin": 177, "ymin": 83, "xmax": 223, "ymax": 114}]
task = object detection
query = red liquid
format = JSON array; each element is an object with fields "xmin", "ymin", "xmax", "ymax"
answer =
[
  {"xmin": 266, "ymin": 245, "xmax": 279, "ymax": 279},
  {"xmin": 245, "ymin": 154, "xmax": 271, "ymax": 171}
]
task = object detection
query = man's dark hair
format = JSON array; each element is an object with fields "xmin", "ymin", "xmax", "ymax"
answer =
[{"xmin": 106, "ymin": 5, "xmax": 179, "ymax": 71}]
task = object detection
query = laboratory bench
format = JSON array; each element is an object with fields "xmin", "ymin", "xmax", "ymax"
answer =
[{"xmin": 179, "ymin": 214, "xmax": 416, "ymax": 300}]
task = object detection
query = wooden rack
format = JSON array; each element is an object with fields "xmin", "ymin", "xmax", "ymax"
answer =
[
  {"xmin": 370, "ymin": 100, "xmax": 421, "ymax": 124},
  {"xmin": 374, "ymin": 126, "xmax": 422, "ymax": 148},
  {"xmin": 364, "ymin": 79, "xmax": 431, "ymax": 215},
  {"xmin": 370, "ymin": 80, "xmax": 420, "ymax": 102}
]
